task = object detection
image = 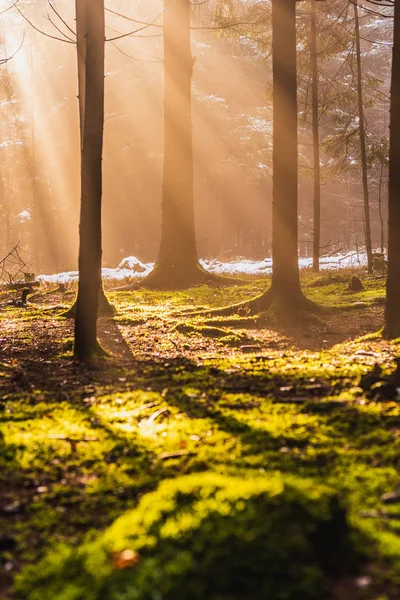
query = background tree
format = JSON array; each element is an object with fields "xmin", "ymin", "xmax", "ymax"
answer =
[
  {"xmin": 212, "ymin": 0, "xmax": 315, "ymax": 316},
  {"xmin": 353, "ymin": 0, "xmax": 373, "ymax": 273},
  {"xmin": 310, "ymin": 0, "xmax": 321, "ymax": 271},
  {"xmin": 141, "ymin": 0, "xmax": 213, "ymax": 289}
]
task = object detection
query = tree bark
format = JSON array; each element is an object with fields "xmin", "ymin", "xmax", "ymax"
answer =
[
  {"xmin": 141, "ymin": 0, "xmax": 209, "ymax": 288},
  {"xmin": 378, "ymin": 159, "xmax": 385, "ymax": 254},
  {"xmin": 65, "ymin": 0, "xmax": 114, "ymax": 319},
  {"xmin": 311, "ymin": 0, "xmax": 321, "ymax": 273},
  {"xmin": 354, "ymin": 0, "xmax": 373, "ymax": 274},
  {"xmin": 159, "ymin": 0, "xmax": 196, "ymax": 270},
  {"xmin": 76, "ymin": 0, "xmax": 86, "ymax": 149},
  {"xmin": 74, "ymin": 0, "xmax": 106, "ymax": 360},
  {"xmin": 269, "ymin": 0, "xmax": 304, "ymax": 303},
  {"xmin": 171, "ymin": 0, "xmax": 314, "ymax": 317},
  {"xmin": 384, "ymin": 1, "xmax": 400, "ymax": 338},
  {"xmin": 230, "ymin": 0, "xmax": 311, "ymax": 314}
]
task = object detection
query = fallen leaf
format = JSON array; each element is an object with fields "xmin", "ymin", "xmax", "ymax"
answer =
[{"xmin": 112, "ymin": 549, "xmax": 140, "ymax": 570}]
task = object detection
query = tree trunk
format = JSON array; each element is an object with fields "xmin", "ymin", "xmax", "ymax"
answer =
[
  {"xmin": 159, "ymin": 0, "xmax": 197, "ymax": 271},
  {"xmin": 378, "ymin": 159, "xmax": 385, "ymax": 254},
  {"xmin": 354, "ymin": 0, "xmax": 373, "ymax": 274},
  {"xmin": 141, "ymin": 0, "xmax": 206, "ymax": 288},
  {"xmin": 74, "ymin": 0, "xmax": 106, "ymax": 360},
  {"xmin": 76, "ymin": 0, "xmax": 86, "ymax": 149},
  {"xmin": 203, "ymin": 0, "xmax": 314, "ymax": 317},
  {"xmin": 269, "ymin": 0, "xmax": 304, "ymax": 303},
  {"xmin": 311, "ymin": 0, "xmax": 321, "ymax": 273},
  {"xmin": 65, "ymin": 0, "xmax": 114, "ymax": 319},
  {"xmin": 384, "ymin": 2, "xmax": 400, "ymax": 338},
  {"xmin": 134, "ymin": 0, "xmax": 240, "ymax": 290}
]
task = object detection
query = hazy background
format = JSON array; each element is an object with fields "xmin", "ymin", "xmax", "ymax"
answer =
[{"xmin": 0, "ymin": 0, "xmax": 392, "ymax": 274}]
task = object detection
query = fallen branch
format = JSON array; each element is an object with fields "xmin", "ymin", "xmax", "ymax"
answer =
[{"xmin": 158, "ymin": 450, "xmax": 196, "ymax": 461}]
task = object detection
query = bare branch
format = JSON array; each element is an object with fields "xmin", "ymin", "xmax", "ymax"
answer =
[
  {"xmin": 16, "ymin": 6, "xmax": 76, "ymax": 44},
  {"xmin": 48, "ymin": 1, "xmax": 76, "ymax": 37},
  {"xmin": 105, "ymin": 6, "xmax": 163, "ymax": 28},
  {"xmin": 0, "ymin": 0, "xmax": 19, "ymax": 17},
  {"xmin": 106, "ymin": 11, "xmax": 164, "ymax": 42},
  {"xmin": 0, "ymin": 30, "xmax": 24, "ymax": 64},
  {"xmin": 46, "ymin": 13, "xmax": 75, "ymax": 42}
]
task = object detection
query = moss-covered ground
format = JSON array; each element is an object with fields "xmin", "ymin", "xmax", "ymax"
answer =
[{"xmin": 1, "ymin": 269, "xmax": 400, "ymax": 598}]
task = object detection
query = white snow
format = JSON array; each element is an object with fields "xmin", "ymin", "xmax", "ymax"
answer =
[
  {"xmin": 17, "ymin": 209, "xmax": 32, "ymax": 223},
  {"xmin": 118, "ymin": 256, "xmax": 149, "ymax": 272},
  {"xmin": 37, "ymin": 251, "xmax": 373, "ymax": 285}
]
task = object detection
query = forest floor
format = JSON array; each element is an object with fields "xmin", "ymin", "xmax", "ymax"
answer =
[{"xmin": 1, "ymin": 268, "xmax": 400, "ymax": 599}]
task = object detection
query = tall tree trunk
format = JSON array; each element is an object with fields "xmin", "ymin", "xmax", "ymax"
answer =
[
  {"xmin": 29, "ymin": 36, "xmax": 40, "ymax": 274},
  {"xmin": 384, "ymin": 2, "xmax": 400, "ymax": 338},
  {"xmin": 378, "ymin": 159, "xmax": 385, "ymax": 254},
  {"xmin": 76, "ymin": 0, "xmax": 86, "ymax": 148},
  {"xmin": 132, "ymin": 0, "xmax": 237, "ymax": 290},
  {"xmin": 208, "ymin": 0, "xmax": 314, "ymax": 316},
  {"xmin": 311, "ymin": 0, "xmax": 321, "ymax": 272},
  {"xmin": 270, "ymin": 0, "xmax": 303, "ymax": 302},
  {"xmin": 65, "ymin": 0, "xmax": 114, "ymax": 318},
  {"xmin": 159, "ymin": 0, "xmax": 196, "ymax": 272},
  {"xmin": 140, "ymin": 0, "xmax": 210, "ymax": 289},
  {"xmin": 74, "ymin": 0, "xmax": 105, "ymax": 360},
  {"xmin": 354, "ymin": 0, "xmax": 373, "ymax": 274}
]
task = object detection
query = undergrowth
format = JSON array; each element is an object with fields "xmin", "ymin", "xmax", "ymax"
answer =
[{"xmin": 1, "ymin": 268, "xmax": 399, "ymax": 599}]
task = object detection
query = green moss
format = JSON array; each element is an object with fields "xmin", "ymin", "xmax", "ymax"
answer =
[
  {"xmin": 15, "ymin": 473, "xmax": 365, "ymax": 600},
  {"xmin": 175, "ymin": 323, "xmax": 232, "ymax": 337},
  {"xmin": 1, "ymin": 270, "xmax": 399, "ymax": 599}
]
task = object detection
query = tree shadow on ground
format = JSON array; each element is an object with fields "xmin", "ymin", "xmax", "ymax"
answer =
[
  {"xmin": 197, "ymin": 305, "xmax": 385, "ymax": 352},
  {"xmin": 157, "ymin": 358, "xmax": 400, "ymax": 484}
]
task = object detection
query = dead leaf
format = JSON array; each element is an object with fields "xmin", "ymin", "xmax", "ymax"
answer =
[{"xmin": 112, "ymin": 549, "xmax": 140, "ymax": 570}]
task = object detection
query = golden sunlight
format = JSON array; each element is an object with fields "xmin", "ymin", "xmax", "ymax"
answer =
[{"xmin": 0, "ymin": 1, "xmax": 398, "ymax": 597}]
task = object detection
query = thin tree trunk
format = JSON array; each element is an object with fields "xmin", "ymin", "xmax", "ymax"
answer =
[
  {"xmin": 76, "ymin": 0, "xmax": 86, "ymax": 149},
  {"xmin": 65, "ymin": 0, "xmax": 113, "ymax": 318},
  {"xmin": 311, "ymin": 0, "xmax": 321, "ymax": 272},
  {"xmin": 354, "ymin": 0, "xmax": 373, "ymax": 274},
  {"xmin": 378, "ymin": 159, "xmax": 385, "ymax": 253},
  {"xmin": 29, "ymin": 36, "xmax": 40, "ymax": 273},
  {"xmin": 384, "ymin": 2, "xmax": 400, "ymax": 338},
  {"xmin": 204, "ymin": 0, "xmax": 314, "ymax": 317},
  {"xmin": 74, "ymin": 0, "xmax": 105, "ymax": 360}
]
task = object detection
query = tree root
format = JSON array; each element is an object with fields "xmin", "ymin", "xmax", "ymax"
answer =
[
  {"xmin": 382, "ymin": 323, "xmax": 400, "ymax": 340},
  {"xmin": 73, "ymin": 339, "xmax": 108, "ymax": 362},
  {"xmin": 177, "ymin": 286, "xmax": 321, "ymax": 319},
  {"xmin": 115, "ymin": 263, "xmax": 243, "ymax": 291},
  {"xmin": 62, "ymin": 287, "xmax": 116, "ymax": 319}
]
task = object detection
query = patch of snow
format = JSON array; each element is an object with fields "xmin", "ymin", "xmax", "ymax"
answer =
[
  {"xmin": 37, "ymin": 251, "xmax": 374, "ymax": 284},
  {"xmin": 17, "ymin": 209, "xmax": 31, "ymax": 222},
  {"xmin": 38, "ymin": 270, "xmax": 79, "ymax": 284},
  {"xmin": 192, "ymin": 40, "xmax": 211, "ymax": 49},
  {"xmin": 246, "ymin": 117, "xmax": 271, "ymax": 134},
  {"xmin": 118, "ymin": 256, "xmax": 149, "ymax": 273}
]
